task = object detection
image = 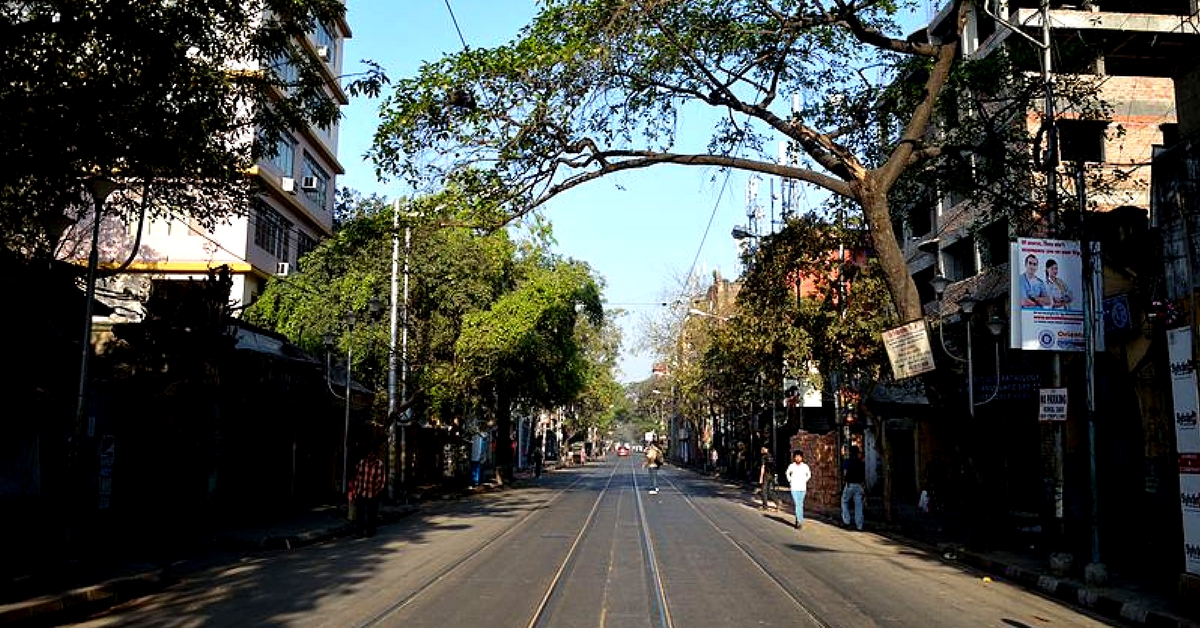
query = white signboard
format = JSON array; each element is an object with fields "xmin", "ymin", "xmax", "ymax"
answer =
[
  {"xmin": 882, "ymin": 320, "xmax": 936, "ymax": 380},
  {"xmin": 1169, "ymin": 328, "xmax": 1200, "ymax": 454},
  {"xmin": 1011, "ymin": 238, "xmax": 1085, "ymax": 351},
  {"xmin": 1182, "ymin": 455, "xmax": 1200, "ymax": 575},
  {"xmin": 1168, "ymin": 328, "xmax": 1200, "ymax": 575},
  {"xmin": 1038, "ymin": 388, "xmax": 1068, "ymax": 421}
]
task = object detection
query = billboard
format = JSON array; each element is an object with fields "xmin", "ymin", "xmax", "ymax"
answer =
[{"xmin": 1010, "ymin": 238, "xmax": 1088, "ymax": 351}]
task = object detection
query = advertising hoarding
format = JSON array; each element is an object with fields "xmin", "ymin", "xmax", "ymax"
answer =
[{"xmin": 1010, "ymin": 238, "xmax": 1087, "ymax": 351}]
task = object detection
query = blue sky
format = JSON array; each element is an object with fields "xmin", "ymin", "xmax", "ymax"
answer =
[
  {"xmin": 338, "ymin": 1, "xmax": 933, "ymax": 382},
  {"xmin": 340, "ymin": 0, "xmax": 756, "ymax": 382}
]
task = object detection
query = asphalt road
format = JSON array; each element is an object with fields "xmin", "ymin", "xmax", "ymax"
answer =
[{"xmin": 67, "ymin": 458, "xmax": 1117, "ymax": 628}]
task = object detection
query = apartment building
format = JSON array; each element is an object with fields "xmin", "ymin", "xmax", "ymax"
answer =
[
  {"xmin": 100, "ymin": 10, "xmax": 352, "ymax": 313},
  {"xmin": 880, "ymin": 0, "xmax": 1198, "ymax": 574},
  {"xmin": 898, "ymin": 1, "xmax": 1192, "ymax": 302}
]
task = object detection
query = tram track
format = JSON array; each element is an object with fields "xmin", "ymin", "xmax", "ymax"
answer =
[
  {"xmin": 356, "ymin": 462, "xmax": 624, "ymax": 628},
  {"xmin": 361, "ymin": 459, "xmax": 825, "ymax": 628},
  {"xmin": 528, "ymin": 460, "xmax": 674, "ymax": 628},
  {"xmin": 656, "ymin": 471, "xmax": 836, "ymax": 628},
  {"xmin": 353, "ymin": 468, "xmax": 607, "ymax": 628}
]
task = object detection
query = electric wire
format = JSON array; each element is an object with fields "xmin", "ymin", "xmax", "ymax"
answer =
[{"xmin": 443, "ymin": 0, "xmax": 469, "ymax": 50}]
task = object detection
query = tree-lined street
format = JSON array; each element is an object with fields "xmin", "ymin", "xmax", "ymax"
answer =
[{"xmin": 63, "ymin": 459, "xmax": 1111, "ymax": 628}]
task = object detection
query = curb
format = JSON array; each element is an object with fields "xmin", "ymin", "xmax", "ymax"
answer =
[
  {"xmin": 0, "ymin": 570, "xmax": 168, "ymax": 626},
  {"xmin": 953, "ymin": 551, "xmax": 1200, "ymax": 628}
]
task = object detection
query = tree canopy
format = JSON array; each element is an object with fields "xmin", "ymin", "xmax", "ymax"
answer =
[
  {"xmin": 247, "ymin": 188, "xmax": 619, "ymax": 481},
  {"xmin": 372, "ymin": 0, "xmax": 1109, "ymax": 327},
  {"xmin": 2, "ymin": 0, "xmax": 382, "ymax": 258}
]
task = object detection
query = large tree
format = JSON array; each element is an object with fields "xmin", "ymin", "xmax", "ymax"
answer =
[
  {"xmin": 249, "ymin": 189, "xmax": 614, "ymax": 483},
  {"xmin": 456, "ymin": 255, "xmax": 605, "ymax": 482},
  {"xmin": 371, "ymin": 0, "xmax": 991, "ymax": 326},
  {"xmin": 245, "ymin": 189, "xmax": 515, "ymax": 420},
  {"xmin": 2, "ymin": 0, "xmax": 381, "ymax": 258},
  {"xmin": 373, "ymin": 0, "xmax": 1112, "ymax": 327}
]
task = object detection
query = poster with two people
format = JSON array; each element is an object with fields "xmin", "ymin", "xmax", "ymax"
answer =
[{"xmin": 1010, "ymin": 238, "xmax": 1100, "ymax": 351}]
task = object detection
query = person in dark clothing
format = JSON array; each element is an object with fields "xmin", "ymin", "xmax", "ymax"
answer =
[
  {"xmin": 531, "ymin": 444, "xmax": 544, "ymax": 478},
  {"xmin": 841, "ymin": 446, "xmax": 866, "ymax": 530},
  {"xmin": 759, "ymin": 446, "xmax": 776, "ymax": 510}
]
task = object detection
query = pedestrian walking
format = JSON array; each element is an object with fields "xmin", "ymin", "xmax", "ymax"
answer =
[
  {"xmin": 531, "ymin": 443, "xmax": 544, "ymax": 478},
  {"xmin": 758, "ymin": 446, "xmax": 776, "ymax": 510},
  {"xmin": 841, "ymin": 446, "xmax": 866, "ymax": 531},
  {"xmin": 644, "ymin": 440, "xmax": 663, "ymax": 494},
  {"xmin": 351, "ymin": 447, "xmax": 386, "ymax": 537},
  {"xmin": 785, "ymin": 450, "xmax": 812, "ymax": 529}
]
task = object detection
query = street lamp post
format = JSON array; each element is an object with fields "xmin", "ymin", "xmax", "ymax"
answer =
[
  {"xmin": 75, "ymin": 177, "xmax": 117, "ymax": 436},
  {"xmin": 389, "ymin": 202, "xmax": 420, "ymax": 498},
  {"xmin": 324, "ymin": 308, "xmax": 361, "ymax": 497},
  {"xmin": 341, "ymin": 312, "xmax": 356, "ymax": 495}
]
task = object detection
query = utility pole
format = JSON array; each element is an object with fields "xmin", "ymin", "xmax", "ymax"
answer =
[
  {"xmin": 387, "ymin": 201, "xmax": 401, "ymax": 499},
  {"xmin": 1077, "ymin": 161, "xmax": 1104, "ymax": 580}
]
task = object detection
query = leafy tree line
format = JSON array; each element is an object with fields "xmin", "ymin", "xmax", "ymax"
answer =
[
  {"xmin": 643, "ymin": 213, "xmax": 893, "ymax": 461},
  {"xmin": 246, "ymin": 189, "xmax": 623, "ymax": 483}
]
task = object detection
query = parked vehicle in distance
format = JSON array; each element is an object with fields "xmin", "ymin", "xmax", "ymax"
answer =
[{"xmin": 617, "ymin": 445, "xmax": 630, "ymax": 456}]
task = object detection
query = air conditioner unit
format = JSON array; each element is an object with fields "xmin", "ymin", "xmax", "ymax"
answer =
[
  {"xmin": 280, "ymin": 176, "xmax": 297, "ymax": 194},
  {"xmin": 300, "ymin": 176, "xmax": 319, "ymax": 191},
  {"xmin": 275, "ymin": 262, "xmax": 290, "ymax": 277},
  {"xmin": 316, "ymin": 45, "xmax": 331, "ymax": 61}
]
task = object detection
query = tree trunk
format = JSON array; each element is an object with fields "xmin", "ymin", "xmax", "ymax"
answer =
[
  {"xmin": 858, "ymin": 183, "xmax": 923, "ymax": 324},
  {"xmin": 494, "ymin": 386, "xmax": 513, "ymax": 485}
]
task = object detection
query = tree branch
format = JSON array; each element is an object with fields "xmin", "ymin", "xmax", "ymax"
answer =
[
  {"xmin": 834, "ymin": 0, "xmax": 940, "ymax": 57},
  {"xmin": 875, "ymin": 1, "xmax": 964, "ymax": 190},
  {"xmin": 521, "ymin": 151, "xmax": 854, "ymax": 215}
]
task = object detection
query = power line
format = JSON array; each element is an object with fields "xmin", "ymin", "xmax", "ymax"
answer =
[{"xmin": 443, "ymin": 0, "xmax": 468, "ymax": 49}]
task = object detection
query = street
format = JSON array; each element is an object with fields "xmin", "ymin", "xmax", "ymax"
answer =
[{"xmin": 67, "ymin": 459, "xmax": 1116, "ymax": 628}]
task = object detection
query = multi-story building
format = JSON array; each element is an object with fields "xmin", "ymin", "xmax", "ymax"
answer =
[
  {"xmin": 882, "ymin": 0, "xmax": 1197, "ymax": 576},
  {"xmin": 99, "ymin": 11, "xmax": 351, "ymax": 312}
]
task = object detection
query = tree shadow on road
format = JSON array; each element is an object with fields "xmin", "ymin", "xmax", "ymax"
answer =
[{"xmin": 67, "ymin": 476, "xmax": 573, "ymax": 627}]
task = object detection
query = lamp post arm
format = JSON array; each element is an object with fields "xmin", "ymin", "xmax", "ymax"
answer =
[
  {"xmin": 975, "ymin": 342, "xmax": 1002, "ymax": 407},
  {"xmin": 936, "ymin": 318, "xmax": 968, "ymax": 363}
]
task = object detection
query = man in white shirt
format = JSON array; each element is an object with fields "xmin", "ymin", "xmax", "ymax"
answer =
[{"xmin": 785, "ymin": 450, "xmax": 813, "ymax": 529}]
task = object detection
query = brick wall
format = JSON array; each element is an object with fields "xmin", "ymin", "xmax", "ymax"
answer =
[{"xmin": 790, "ymin": 431, "xmax": 840, "ymax": 511}]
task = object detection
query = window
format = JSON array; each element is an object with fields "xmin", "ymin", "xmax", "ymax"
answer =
[
  {"xmin": 908, "ymin": 194, "xmax": 934, "ymax": 236},
  {"xmin": 270, "ymin": 132, "xmax": 295, "ymax": 177},
  {"xmin": 302, "ymin": 154, "xmax": 330, "ymax": 208},
  {"xmin": 1160, "ymin": 123, "xmax": 1180, "ymax": 148},
  {"xmin": 977, "ymin": 219, "xmax": 1009, "ymax": 268},
  {"xmin": 296, "ymin": 231, "xmax": 318, "ymax": 269},
  {"xmin": 941, "ymin": 237, "xmax": 977, "ymax": 282},
  {"xmin": 269, "ymin": 53, "xmax": 298, "ymax": 90},
  {"xmin": 254, "ymin": 202, "xmax": 292, "ymax": 259},
  {"xmin": 313, "ymin": 23, "xmax": 337, "ymax": 64},
  {"xmin": 1058, "ymin": 120, "xmax": 1108, "ymax": 164}
]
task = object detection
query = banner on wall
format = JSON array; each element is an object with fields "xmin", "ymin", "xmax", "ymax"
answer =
[{"xmin": 1168, "ymin": 327, "xmax": 1200, "ymax": 575}]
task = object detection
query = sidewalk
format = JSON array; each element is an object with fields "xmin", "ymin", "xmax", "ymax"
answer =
[{"xmin": 728, "ymin": 470, "xmax": 1200, "ymax": 628}]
